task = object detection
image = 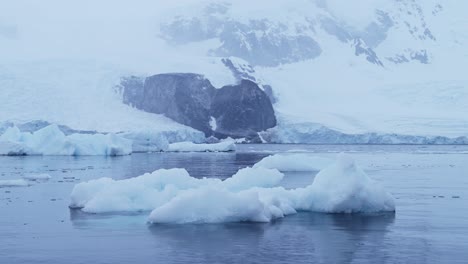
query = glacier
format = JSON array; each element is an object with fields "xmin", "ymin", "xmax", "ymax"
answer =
[{"xmin": 70, "ymin": 154, "xmax": 395, "ymax": 224}]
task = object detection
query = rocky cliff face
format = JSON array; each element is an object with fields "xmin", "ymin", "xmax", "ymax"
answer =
[
  {"xmin": 212, "ymin": 80, "xmax": 276, "ymax": 138},
  {"xmin": 120, "ymin": 73, "xmax": 276, "ymax": 139},
  {"xmin": 122, "ymin": 74, "xmax": 215, "ymax": 135}
]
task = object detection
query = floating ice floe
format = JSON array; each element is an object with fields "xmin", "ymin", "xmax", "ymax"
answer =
[
  {"xmin": 0, "ymin": 179, "xmax": 31, "ymax": 187},
  {"xmin": 118, "ymin": 129, "xmax": 210, "ymax": 153},
  {"xmin": 167, "ymin": 141, "xmax": 236, "ymax": 152},
  {"xmin": 69, "ymin": 167, "xmax": 282, "ymax": 213},
  {"xmin": 70, "ymin": 154, "xmax": 395, "ymax": 224},
  {"xmin": 253, "ymin": 154, "xmax": 334, "ymax": 171},
  {"xmin": 23, "ymin": 173, "xmax": 52, "ymax": 181},
  {"xmin": 0, "ymin": 125, "xmax": 132, "ymax": 156}
]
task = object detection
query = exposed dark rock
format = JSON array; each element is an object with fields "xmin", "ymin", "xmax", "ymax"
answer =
[
  {"xmin": 221, "ymin": 57, "xmax": 277, "ymax": 103},
  {"xmin": 205, "ymin": 136, "xmax": 220, "ymax": 144},
  {"xmin": 410, "ymin": 50, "xmax": 430, "ymax": 64},
  {"xmin": 211, "ymin": 80, "xmax": 277, "ymax": 138},
  {"xmin": 120, "ymin": 74, "xmax": 277, "ymax": 139},
  {"xmin": 120, "ymin": 76, "xmax": 145, "ymax": 107},
  {"xmin": 387, "ymin": 49, "xmax": 430, "ymax": 64},
  {"xmin": 387, "ymin": 55, "xmax": 410, "ymax": 64},
  {"xmin": 221, "ymin": 58, "xmax": 256, "ymax": 82},
  {"xmin": 213, "ymin": 22, "xmax": 322, "ymax": 66},
  {"xmin": 122, "ymin": 73, "xmax": 216, "ymax": 135},
  {"xmin": 354, "ymin": 39, "xmax": 384, "ymax": 66},
  {"xmin": 161, "ymin": 15, "xmax": 322, "ymax": 66}
]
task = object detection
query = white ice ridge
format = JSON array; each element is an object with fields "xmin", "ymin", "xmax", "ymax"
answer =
[
  {"xmin": 253, "ymin": 154, "xmax": 334, "ymax": 171},
  {"xmin": 0, "ymin": 125, "xmax": 132, "ymax": 156},
  {"xmin": 69, "ymin": 154, "xmax": 395, "ymax": 223},
  {"xmin": 167, "ymin": 141, "xmax": 236, "ymax": 152}
]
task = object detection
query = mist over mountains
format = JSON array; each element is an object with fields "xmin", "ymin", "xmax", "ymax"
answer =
[{"xmin": 1, "ymin": 0, "xmax": 467, "ymax": 143}]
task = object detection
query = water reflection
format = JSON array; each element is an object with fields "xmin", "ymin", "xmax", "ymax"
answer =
[
  {"xmin": 109, "ymin": 152, "xmax": 269, "ymax": 180},
  {"xmin": 146, "ymin": 212, "xmax": 395, "ymax": 264},
  {"xmin": 5, "ymin": 145, "xmax": 463, "ymax": 263}
]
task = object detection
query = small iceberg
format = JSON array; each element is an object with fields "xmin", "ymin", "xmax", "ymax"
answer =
[
  {"xmin": 167, "ymin": 141, "xmax": 236, "ymax": 152},
  {"xmin": 23, "ymin": 173, "xmax": 52, "ymax": 181},
  {"xmin": 0, "ymin": 179, "xmax": 31, "ymax": 188},
  {"xmin": 253, "ymin": 154, "xmax": 333, "ymax": 171},
  {"xmin": 0, "ymin": 125, "xmax": 132, "ymax": 156},
  {"xmin": 69, "ymin": 154, "xmax": 395, "ymax": 224}
]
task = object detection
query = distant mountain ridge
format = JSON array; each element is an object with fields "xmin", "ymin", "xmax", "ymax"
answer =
[{"xmin": 159, "ymin": 0, "xmax": 446, "ymax": 67}]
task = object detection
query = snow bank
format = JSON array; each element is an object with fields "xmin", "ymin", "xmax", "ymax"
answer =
[
  {"xmin": 70, "ymin": 154, "xmax": 395, "ymax": 223},
  {"xmin": 23, "ymin": 173, "xmax": 52, "ymax": 181},
  {"xmin": 0, "ymin": 125, "xmax": 132, "ymax": 156},
  {"xmin": 0, "ymin": 179, "xmax": 30, "ymax": 187},
  {"xmin": 167, "ymin": 141, "xmax": 236, "ymax": 152},
  {"xmin": 253, "ymin": 154, "xmax": 333, "ymax": 171}
]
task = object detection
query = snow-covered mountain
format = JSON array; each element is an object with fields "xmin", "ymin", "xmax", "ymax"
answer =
[{"xmin": 0, "ymin": 0, "xmax": 467, "ymax": 144}]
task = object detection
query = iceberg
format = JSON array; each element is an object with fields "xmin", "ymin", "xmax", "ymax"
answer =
[
  {"xmin": 295, "ymin": 154, "xmax": 396, "ymax": 213},
  {"xmin": 69, "ymin": 167, "xmax": 283, "ymax": 213},
  {"xmin": 0, "ymin": 179, "xmax": 31, "ymax": 187},
  {"xmin": 0, "ymin": 125, "xmax": 132, "ymax": 156},
  {"xmin": 119, "ymin": 131, "xmax": 170, "ymax": 152},
  {"xmin": 167, "ymin": 141, "xmax": 236, "ymax": 152},
  {"xmin": 118, "ymin": 129, "xmax": 206, "ymax": 153},
  {"xmin": 253, "ymin": 154, "xmax": 333, "ymax": 171},
  {"xmin": 0, "ymin": 141, "xmax": 34, "ymax": 156},
  {"xmin": 148, "ymin": 188, "xmax": 284, "ymax": 224},
  {"xmin": 70, "ymin": 154, "xmax": 395, "ymax": 224},
  {"xmin": 23, "ymin": 173, "xmax": 52, "ymax": 181}
]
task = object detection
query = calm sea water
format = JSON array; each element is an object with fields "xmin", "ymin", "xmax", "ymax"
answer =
[{"xmin": 1, "ymin": 144, "xmax": 468, "ymax": 264}]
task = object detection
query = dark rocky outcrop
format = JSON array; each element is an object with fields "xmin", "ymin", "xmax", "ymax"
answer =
[
  {"xmin": 120, "ymin": 73, "xmax": 277, "ymax": 139},
  {"xmin": 211, "ymin": 80, "xmax": 276, "ymax": 138},
  {"xmin": 122, "ymin": 74, "xmax": 216, "ymax": 135},
  {"xmin": 221, "ymin": 58, "xmax": 277, "ymax": 104}
]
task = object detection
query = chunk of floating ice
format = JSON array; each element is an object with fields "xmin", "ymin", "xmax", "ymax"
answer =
[
  {"xmin": 0, "ymin": 179, "xmax": 31, "ymax": 187},
  {"xmin": 253, "ymin": 154, "xmax": 333, "ymax": 171},
  {"xmin": 167, "ymin": 141, "xmax": 236, "ymax": 152},
  {"xmin": 295, "ymin": 153, "xmax": 396, "ymax": 213},
  {"xmin": 69, "ymin": 154, "xmax": 395, "ymax": 224},
  {"xmin": 0, "ymin": 125, "xmax": 132, "ymax": 156},
  {"xmin": 23, "ymin": 173, "xmax": 52, "ymax": 181},
  {"xmin": 69, "ymin": 167, "xmax": 283, "ymax": 213}
]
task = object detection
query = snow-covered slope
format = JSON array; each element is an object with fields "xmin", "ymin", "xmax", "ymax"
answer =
[
  {"xmin": 0, "ymin": 0, "xmax": 466, "ymax": 143},
  {"xmin": 158, "ymin": 0, "xmax": 468, "ymax": 138}
]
